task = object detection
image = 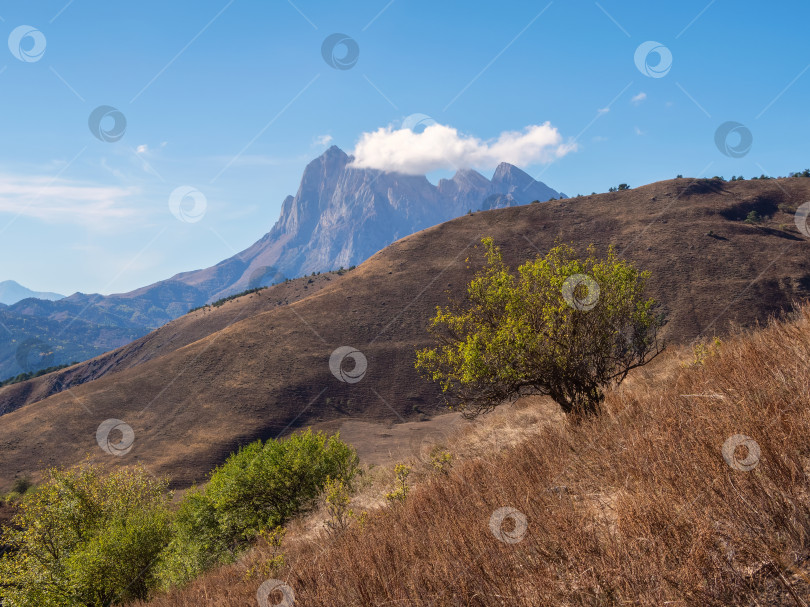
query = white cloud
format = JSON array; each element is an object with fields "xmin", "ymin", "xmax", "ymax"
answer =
[
  {"xmin": 136, "ymin": 144, "xmax": 148, "ymax": 154},
  {"xmin": 597, "ymin": 107, "xmax": 610, "ymax": 115},
  {"xmin": 350, "ymin": 122, "xmax": 575, "ymax": 175},
  {"xmin": 314, "ymin": 134, "xmax": 333, "ymax": 147},
  {"xmin": 0, "ymin": 174, "xmax": 138, "ymax": 225},
  {"xmin": 634, "ymin": 126, "xmax": 645, "ymax": 136},
  {"xmin": 631, "ymin": 92, "xmax": 647, "ymax": 105}
]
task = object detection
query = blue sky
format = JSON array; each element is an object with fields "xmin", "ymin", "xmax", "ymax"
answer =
[{"xmin": 0, "ymin": 0, "xmax": 808, "ymax": 295}]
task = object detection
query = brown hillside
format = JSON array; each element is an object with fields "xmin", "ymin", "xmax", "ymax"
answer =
[
  {"xmin": 1, "ymin": 177, "xmax": 809, "ymax": 490},
  {"xmin": 139, "ymin": 303, "xmax": 810, "ymax": 607},
  {"xmin": 0, "ymin": 271, "xmax": 339, "ymax": 417}
]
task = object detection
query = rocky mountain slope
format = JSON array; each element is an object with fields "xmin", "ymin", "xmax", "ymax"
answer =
[{"xmin": 179, "ymin": 146, "xmax": 563, "ymax": 296}]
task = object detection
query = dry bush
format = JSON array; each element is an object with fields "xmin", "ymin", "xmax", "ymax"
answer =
[{"xmin": 138, "ymin": 306, "xmax": 810, "ymax": 606}]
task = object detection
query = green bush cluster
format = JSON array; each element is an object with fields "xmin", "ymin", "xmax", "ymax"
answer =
[
  {"xmin": 0, "ymin": 465, "xmax": 172, "ymax": 607},
  {"xmin": 0, "ymin": 429, "xmax": 359, "ymax": 605},
  {"xmin": 160, "ymin": 429, "xmax": 359, "ymax": 585}
]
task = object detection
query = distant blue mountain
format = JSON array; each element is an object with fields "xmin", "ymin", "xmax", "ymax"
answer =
[{"xmin": 0, "ymin": 280, "xmax": 64, "ymax": 305}]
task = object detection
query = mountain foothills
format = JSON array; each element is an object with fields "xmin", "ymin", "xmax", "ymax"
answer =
[
  {"xmin": 0, "ymin": 176, "xmax": 808, "ymax": 489},
  {"xmin": 0, "ymin": 147, "xmax": 562, "ymax": 381}
]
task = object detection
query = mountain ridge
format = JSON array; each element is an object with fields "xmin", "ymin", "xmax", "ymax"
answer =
[
  {"xmin": 0, "ymin": 148, "xmax": 562, "ymax": 381},
  {"xmin": 0, "ymin": 176, "xmax": 808, "ymax": 490}
]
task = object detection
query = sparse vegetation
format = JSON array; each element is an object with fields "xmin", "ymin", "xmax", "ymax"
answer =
[
  {"xmin": 384, "ymin": 464, "xmax": 411, "ymax": 504},
  {"xmin": 0, "ymin": 362, "xmax": 78, "ymax": 388},
  {"xmin": 745, "ymin": 209, "xmax": 763, "ymax": 224},
  {"xmin": 415, "ymin": 238, "xmax": 664, "ymax": 417},
  {"xmin": 322, "ymin": 477, "xmax": 357, "ymax": 535},
  {"xmin": 188, "ymin": 287, "xmax": 267, "ymax": 313}
]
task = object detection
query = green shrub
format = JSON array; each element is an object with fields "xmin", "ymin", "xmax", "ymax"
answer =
[
  {"xmin": 0, "ymin": 463, "xmax": 172, "ymax": 607},
  {"xmin": 207, "ymin": 430, "xmax": 358, "ymax": 538},
  {"xmin": 158, "ymin": 430, "xmax": 358, "ymax": 585},
  {"xmin": 155, "ymin": 486, "xmax": 230, "ymax": 588},
  {"xmin": 415, "ymin": 238, "xmax": 664, "ymax": 416},
  {"xmin": 744, "ymin": 210, "xmax": 762, "ymax": 224},
  {"xmin": 323, "ymin": 477, "xmax": 356, "ymax": 535},
  {"xmin": 385, "ymin": 464, "xmax": 412, "ymax": 503}
]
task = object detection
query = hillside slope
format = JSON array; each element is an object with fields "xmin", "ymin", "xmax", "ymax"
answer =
[
  {"xmin": 0, "ymin": 271, "xmax": 340, "ymax": 417},
  {"xmin": 1, "ymin": 176, "xmax": 809, "ymax": 490},
  {"xmin": 140, "ymin": 303, "xmax": 810, "ymax": 607}
]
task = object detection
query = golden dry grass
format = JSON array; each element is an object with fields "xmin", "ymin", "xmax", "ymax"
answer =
[{"xmin": 136, "ymin": 304, "xmax": 810, "ymax": 606}]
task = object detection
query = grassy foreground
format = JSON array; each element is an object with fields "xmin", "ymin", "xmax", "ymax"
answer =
[{"xmin": 139, "ymin": 306, "xmax": 810, "ymax": 606}]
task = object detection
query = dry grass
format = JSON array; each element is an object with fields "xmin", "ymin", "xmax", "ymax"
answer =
[{"xmin": 139, "ymin": 305, "xmax": 810, "ymax": 606}]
